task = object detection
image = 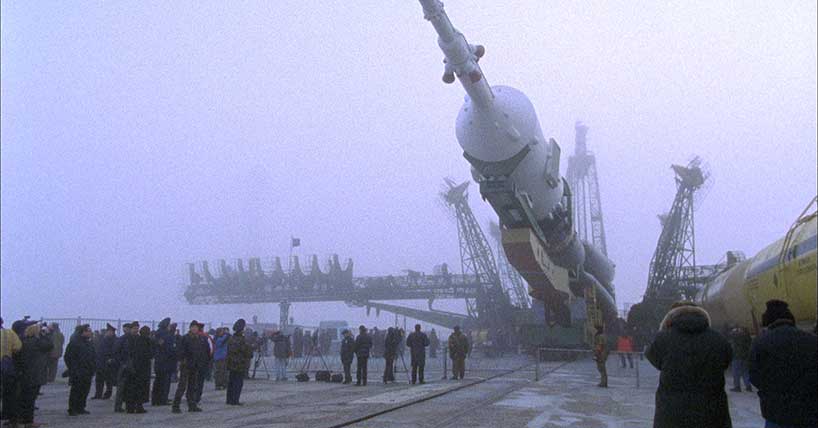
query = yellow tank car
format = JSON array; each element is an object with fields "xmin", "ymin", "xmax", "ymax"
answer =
[{"xmin": 698, "ymin": 197, "xmax": 817, "ymax": 333}]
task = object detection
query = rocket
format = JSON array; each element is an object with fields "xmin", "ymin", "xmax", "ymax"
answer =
[{"xmin": 418, "ymin": 0, "xmax": 617, "ymax": 326}]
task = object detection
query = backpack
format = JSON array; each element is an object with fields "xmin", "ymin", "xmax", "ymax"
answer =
[
  {"xmin": 295, "ymin": 372, "xmax": 310, "ymax": 382},
  {"xmin": 330, "ymin": 373, "xmax": 343, "ymax": 383}
]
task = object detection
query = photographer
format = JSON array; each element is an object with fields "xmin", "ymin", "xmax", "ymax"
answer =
[{"xmin": 272, "ymin": 331, "xmax": 291, "ymax": 382}]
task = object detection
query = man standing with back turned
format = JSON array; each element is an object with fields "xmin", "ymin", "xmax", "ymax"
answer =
[{"xmin": 749, "ymin": 300, "xmax": 817, "ymax": 428}]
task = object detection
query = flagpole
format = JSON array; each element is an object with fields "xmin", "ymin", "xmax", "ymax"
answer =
[{"xmin": 288, "ymin": 236, "xmax": 293, "ymax": 277}]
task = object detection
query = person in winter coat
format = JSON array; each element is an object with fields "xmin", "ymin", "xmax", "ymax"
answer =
[
  {"xmin": 151, "ymin": 317, "xmax": 177, "ymax": 405},
  {"xmin": 406, "ymin": 324, "xmax": 430, "ymax": 384},
  {"xmin": 339, "ymin": 329, "xmax": 355, "ymax": 384},
  {"xmin": 429, "ymin": 329, "xmax": 439, "ymax": 359},
  {"xmin": 593, "ymin": 325, "xmax": 609, "ymax": 387},
  {"xmin": 212, "ymin": 327, "xmax": 230, "ymax": 390},
  {"xmin": 112, "ymin": 322, "xmax": 135, "ymax": 413},
  {"xmin": 172, "ymin": 321, "xmax": 209, "ymax": 413},
  {"xmin": 292, "ymin": 328, "xmax": 303, "ymax": 358},
  {"xmin": 225, "ymin": 319, "xmax": 253, "ymax": 405},
  {"xmin": 645, "ymin": 301, "xmax": 733, "ymax": 428},
  {"xmin": 64, "ymin": 324, "xmax": 96, "ymax": 416},
  {"xmin": 616, "ymin": 334, "xmax": 635, "ymax": 369},
  {"xmin": 272, "ymin": 331, "xmax": 291, "ymax": 382},
  {"xmin": 727, "ymin": 326, "xmax": 753, "ymax": 392},
  {"xmin": 123, "ymin": 324, "xmax": 154, "ymax": 414},
  {"xmin": 16, "ymin": 322, "xmax": 54, "ymax": 427},
  {"xmin": 382, "ymin": 328, "xmax": 399, "ymax": 384},
  {"xmin": 749, "ymin": 300, "xmax": 817, "ymax": 428},
  {"xmin": 448, "ymin": 326, "xmax": 469, "ymax": 380},
  {"xmin": 1, "ymin": 317, "xmax": 23, "ymax": 423},
  {"xmin": 397, "ymin": 328, "xmax": 406, "ymax": 359},
  {"xmin": 370, "ymin": 327, "xmax": 381, "ymax": 358},
  {"xmin": 354, "ymin": 325, "xmax": 372, "ymax": 386},
  {"xmin": 46, "ymin": 323, "xmax": 65, "ymax": 384},
  {"xmin": 92, "ymin": 324, "xmax": 117, "ymax": 400}
]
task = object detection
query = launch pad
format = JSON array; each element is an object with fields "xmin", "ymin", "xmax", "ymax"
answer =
[{"xmin": 32, "ymin": 355, "xmax": 763, "ymax": 428}]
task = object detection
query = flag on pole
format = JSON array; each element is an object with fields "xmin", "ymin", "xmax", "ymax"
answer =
[{"xmin": 291, "ymin": 237, "xmax": 301, "ymax": 248}]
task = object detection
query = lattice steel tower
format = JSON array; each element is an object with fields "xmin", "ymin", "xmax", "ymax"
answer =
[
  {"xmin": 644, "ymin": 157, "xmax": 709, "ymax": 302},
  {"xmin": 566, "ymin": 122, "xmax": 609, "ymax": 259},
  {"xmin": 441, "ymin": 178, "xmax": 512, "ymax": 330}
]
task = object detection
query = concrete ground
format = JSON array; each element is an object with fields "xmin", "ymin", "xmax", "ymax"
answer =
[{"xmin": 24, "ymin": 355, "xmax": 763, "ymax": 427}]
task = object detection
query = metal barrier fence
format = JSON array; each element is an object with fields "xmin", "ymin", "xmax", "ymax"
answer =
[
  {"xmin": 41, "ymin": 317, "xmax": 216, "ymax": 334},
  {"xmin": 535, "ymin": 347, "xmax": 644, "ymax": 388}
]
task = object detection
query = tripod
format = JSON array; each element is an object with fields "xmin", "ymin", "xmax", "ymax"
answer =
[
  {"xmin": 252, "ymin": 348, "xmax": 271, "ymax": 380},
  {"xmin": 396, "ymin": 351, "xmax": 412, "ymax": 384},
  {"xmin": 299, "ymin": 339, "xmax": 330, "ymax": 375}
]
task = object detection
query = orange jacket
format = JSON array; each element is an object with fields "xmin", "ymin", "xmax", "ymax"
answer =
[{"xmin": 616, "ymin": 336, "xmax": 634, "ymax": 353}]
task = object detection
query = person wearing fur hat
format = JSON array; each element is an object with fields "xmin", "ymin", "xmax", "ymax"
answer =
[
  {"xmin": 645, "ymin": 301, "xmax": 733, "ymax": 428},
  {"xmin": 151, "ymin": 317, "xmax": 176, "ymax": 406},
  {"xmin": 64, "ymin": 324, "xmax": 95, "ymax": 416},
  {"xmin": 226, "ymin": 319, "xmax": 253, "ymax": 405},
  {"xmin": 749, "ymin": 300, "xmax": 817, "ymax": 428},
  {"xmin": 92, "ymin": 324, "xmax": 117, "ymax": 400}
]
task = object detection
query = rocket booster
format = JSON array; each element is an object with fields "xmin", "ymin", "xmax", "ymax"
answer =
[{"xmin": 418, "ymin": 0, "xmax": 616, "ymax": 325}]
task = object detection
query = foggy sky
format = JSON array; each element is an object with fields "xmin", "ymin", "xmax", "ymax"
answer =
[{"xmin": 2, "ymin": 1, "xmax": 816, "ymax": 328}]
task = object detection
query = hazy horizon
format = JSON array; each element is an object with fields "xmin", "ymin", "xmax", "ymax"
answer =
[{"xmin": 2, "ymin": 1, "xmax": 816, "ymax": 328}]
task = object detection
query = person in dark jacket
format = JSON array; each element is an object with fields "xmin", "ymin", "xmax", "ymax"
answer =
[
  {"xmin": 429, "ymin": 329, "xmax": 439, "ymax": 359},
  {"xmin": 92, "ymin": 324, "xmax": 116, "ymax": 400},
  {"xmin": 151, "ymin": 317, "xmax": 177, "ymax": 405},
  {"xmin": 292, "ymin": 328, "xmax": 303, "ymax": 358},
  {"xmin": 749, "ymin": 300, "xmax": 817, "ymax": 428},
  {"xmin": 406, "ymin": 324, "xmax": 430, "ymax": 385},
  {"xmin": 172, "ymin": 321, "xmax": 209, "ymax": 413},
  {"xmin": 645, "ymin": 301, "xmax": 733, "ymax": 428},
  {"xmin": 272, "ymin": 331, "xmax": 291, "ymax": 382},
  {"xmin": 339, "ymin": 329, "xmax": 355, "ymax": 384},
  {"xmin": 112, "ymin": 322, "xmax": 135, "ymax": 412},
  {"xmin": 382, "ymin": 328, "xmax": 399, "ymax": 384},
  {"xmin": 354, "ymin": 325, "xmax": 372, "ymax": 386},
  {"xmin": 64, "ymin": 324, "xmax": 96, "ymax": 416},
  {"xmin": 727, "ymin": 326, "xmax": 753, "ymax": 392},
  {"xmin": 226, "ymin": 319, "xmax": 253, "ymax": 405},
  {"xmin": 123, "ymin": 323, "xmax": 153, "ymax": 414},
  {"xmin": 16, "ymin": 322, "xmax": 54, "ymax": 427}
]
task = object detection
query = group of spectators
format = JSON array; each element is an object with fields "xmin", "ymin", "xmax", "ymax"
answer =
[
  {"xmin": 0, "ymin": 316, "xmax": 263, "ymax": 427},
  {"xmin": 335, "ymin": 324, "xmax": 466, "ymax": 386}
]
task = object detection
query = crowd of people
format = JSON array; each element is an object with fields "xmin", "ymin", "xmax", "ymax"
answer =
[
  {"xmin": 0, "ymin": 316, "xmax": 266, "ymax": 427},
  {"xmin": 0, "ymin": 316, "xmax": 462, "ymax": 427},
  {"xmin": 3, "ymin": 299, "xmax": 813, "ymax": 428}
]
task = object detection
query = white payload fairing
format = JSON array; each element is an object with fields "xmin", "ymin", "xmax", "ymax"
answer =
[{"xmin": 418, "ymin": 0, "xmax": 617, "ymax": 326}]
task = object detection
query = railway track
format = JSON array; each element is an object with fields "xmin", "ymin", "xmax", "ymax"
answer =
[{"xmin": 328, "ymin": 359, "xmax": 575, "ymax": 428}]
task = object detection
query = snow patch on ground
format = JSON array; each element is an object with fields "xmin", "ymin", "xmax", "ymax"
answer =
[{"xmin": 350, "ymin": 383, "xmax": 451, "ymax": 404}]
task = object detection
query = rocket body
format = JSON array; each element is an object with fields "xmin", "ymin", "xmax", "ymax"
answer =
[{"xmin": 419, "ymin": 0, "xmax": 617, "ymax": 325}]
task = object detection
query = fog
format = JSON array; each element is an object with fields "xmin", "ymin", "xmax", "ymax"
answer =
[{"xmin": 2, "ymin": 1, "xmax": 816, "ymax": 328}]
